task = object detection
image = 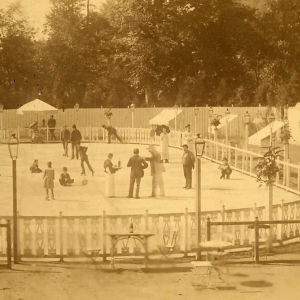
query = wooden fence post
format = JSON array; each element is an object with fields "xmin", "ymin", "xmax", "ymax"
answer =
[
  {"xmin": 184, "ymin": 208, "xmax": 188, "ymax": 257},
  {"xmin": 7, "ymin": 220, "xmax": 12, "ymax": 269},
  {"xmin": 145, "ymin": 210, "xmax": 149, "ymax": 232},
  {"xmin": 254, "ymin": 217, "xmax": 259, "ymax": 263},
  {"xmin": 59, "ymin": 212, "xmax": 63, "ymax": 262},
  {"xmin": 206, "ymin": 217, "xmax": 211, "ymax": 241},
  {"xmin": 102, "ymin": 211, "xmax": 107, "ymax": 262}
]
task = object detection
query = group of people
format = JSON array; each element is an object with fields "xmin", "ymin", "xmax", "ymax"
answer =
[{"xmin": 27, "ymin": 117, "xmax": 232, "ymax": 201}]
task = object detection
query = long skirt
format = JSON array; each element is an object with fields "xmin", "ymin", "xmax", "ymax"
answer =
[{"xmin": 105, "ymin": 171, "xmax": 115, "ymax": 197}]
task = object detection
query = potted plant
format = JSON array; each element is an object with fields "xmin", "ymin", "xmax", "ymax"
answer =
[
  {"xmin": 254, "ymin": 146, "xmax": 282, "ymax": 186},
  {"xmin": 104, "ymin": 108, "xmax": 113, "ymax": 119},
  {"xmin": 280, "ymin": 123, "xmax": 293, "ymax": 144},
  {"xmin": 211, "ymin": 115, "xmax": 221, "ymax": 128}
]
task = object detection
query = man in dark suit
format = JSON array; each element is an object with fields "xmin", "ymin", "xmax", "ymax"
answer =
[
  {"xmin": 127, "ymin": 148, "xmax": 148, "ymax": 199},
  {"xmin": 70, "ymin": 124, "xmax": 82, "ymax": 160},
  {"xmin": 47, "ymin": 115, "xmax": 57, "ymax": 140},
  {"xmin": 182, "ymin": 144, "xmax": 195, "ymax": 189},
  {"xmin": 102, "ymin": 125, "xmax": 123, "ymax": 144},
  {"xmin": 61, "ymin": 125, "xmax": 70, "ymax": 157}
]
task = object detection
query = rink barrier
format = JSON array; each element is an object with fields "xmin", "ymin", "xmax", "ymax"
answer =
[
  {"xmin": 1, "ymin": 126, "xmax": 299, "ymax": 194},
  {"xmin": 1, "ymin": 200, "xmax": 300, "ymax": 259}
]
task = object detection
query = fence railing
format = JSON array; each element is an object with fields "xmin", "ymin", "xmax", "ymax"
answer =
[
  {"xmin": 1, "ymin": 125, "xmax": 300, "ymax": 259},
  {"xmin": 0, "ymin": 221, "xmax": 11, "ymax": 268},
  {"xmin": 1, "ymin": 200, "xmax": 300, "ymax": 259},
  {"xmin": 207, "ymin": 217, "xmax": 300, "ymax": 263},
  {"xmin": 203, "ymin": 139, "xmax": 300, "ymax": 195}
]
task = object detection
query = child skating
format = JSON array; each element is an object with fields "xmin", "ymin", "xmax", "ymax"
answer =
[{"xmin": 43, "ymin": 161, "xmax": 55, "ymax": 200}]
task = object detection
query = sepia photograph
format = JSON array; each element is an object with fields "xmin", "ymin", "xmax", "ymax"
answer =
[{"xmin": 1, "ymin": 0, "xmax": 300, "ymax": 299}]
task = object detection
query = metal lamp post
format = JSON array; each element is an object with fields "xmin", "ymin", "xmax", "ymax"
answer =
[
  {"xmin": 174, "ymin": 104, "xmax": 179, "ymax": 130},
  {"xmin": 130, "ymin": 103, "xmax": 135, "ymax": 128},
  {"xmin": 8, "ymin": 134, "xmax": 19, "ymax": 264},
  {"xmin": 225, "ymin": 108, "xmax": 230, "ymax": 145},
  {"xmin": 105, "ymin": 108, "xmax": 112, "ymax": 126},
  {"xmin": 268, "ymin": 113, "xmax": 275, "ymax": 146},
  {"xmin": 244, "ymin": 111, "xmax": 250, "ymax": 151},
  {"xmin": 74, "ymin": 102, "xmax": 79, "ymax": 125},
  {"xmin": 194, "ymin": 106, "xmax": 199, "ymax": 134},
  {"xmin": 195, "ymin": 138, "xmax": 206, "ymax": 261}
]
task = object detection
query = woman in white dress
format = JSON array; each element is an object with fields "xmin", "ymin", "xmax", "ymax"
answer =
[
  {"xmin": 160, "ymin": 127, "xmax": 170, "ymax": 163},
  {"xmin": 184, "ymin": 124, "xmax": 194, "ymax": 154},
  {"xmin": 103, "ymin": 153, "xmax": 119, "ymax": 198}
]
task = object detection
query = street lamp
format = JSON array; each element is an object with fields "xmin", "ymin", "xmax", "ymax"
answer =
[
  {"xmin": 268, "ymin": 113, "xmax": 275, "ymax": 146},
  {"xmin": 225, "ymin": 108, "xmax": 230, "ymax": 145},
  {"xmin": 8, "ymin": 133, "xmax": 19, "ymax": 264},
  {"xmin": 174, "ymin": 104, "xmax": 179, "ymax": 130},
  {"xmin": 130, "ymin": 103, "xmax": 135, "ymax": 128},
  {"xmin": 74, "ymin": 102, "xmax": 79, "ymax": 125},
  {"xmin": 195, "ymin": 136, "xmax": 206, "ymax": 261},
  {"xmin": 194, "ymin": 106, "xmax": 199, "ymax": 134},
  {"xmin": 244, "ymin": 111, "xmax": 250, "ymax": 151}
]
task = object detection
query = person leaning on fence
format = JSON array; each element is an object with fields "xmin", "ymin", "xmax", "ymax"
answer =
[
  {"xmin": 30, "ymin": 159, "xmax": 42, "ymax": 173},
  {"xmin": 70, "ymin": 124, "xmax": 82, "ymax": 160},
  {"xmin": 61, "ymin": 125, "xmax": 70, "ymax": 157},
  {"xmin": 43, "ymin": 161, "xmax": 55, "ymax": 201},
  {"xmin": 127, "ymin": 148, "xmax": 148, "ymax": 199},
  {"xmin": 59, "ymin": 167, "xmax": 74, "ymax": 186},
  {"xmin": 102, "ymin": 125, "xmax": 123, "ymax": 144},
  {"xmin": 219, "ymin": 157, "xmax": 232, "ymax": 179},
  {"xmin": 182, "ymin": 144, "xmax": 195, "ymax": 189}
]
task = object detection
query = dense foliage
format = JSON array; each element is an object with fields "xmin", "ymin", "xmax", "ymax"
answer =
[
  {"xmin": 1, "ymin": 0, "xmax": 300, "ymax": 108},
  {"xmin": 255, "ymin": 146, "xmax": 282, "ymax": 185}
]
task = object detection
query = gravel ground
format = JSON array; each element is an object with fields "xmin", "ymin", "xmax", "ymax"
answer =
[{"xmin": 1, "ymin": 256, "xmax": 300, "ymax": 300}]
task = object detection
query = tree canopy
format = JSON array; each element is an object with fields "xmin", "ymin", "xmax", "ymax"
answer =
[{"xmin": 0, "ymin": 0, "xmax": 299, "ymax": 108}]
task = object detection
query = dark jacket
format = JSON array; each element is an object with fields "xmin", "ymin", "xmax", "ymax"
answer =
[
  {"xmin": 127, "ymin": 155, "xmax": 148, "ymax": 178},
  {"xmin": 61, "ymin": 129, "xmax": 70, "ymax": 141},
  {"xmin": 182, "ymin": 150, "xmax": 195, "ymax": 168},
  {"xmin": 48, "ymin": 118, "xmax": 56, "ymax": 128},
  {"xmin": 78, "ymin": 146, "xmax": 88, "ymax": 159},
  {"xmin": 70, "ymin": 129, "xmax": 82, "ymax": 143},
  {"xmin": 104, "ymin": 159, "xmax": 118, "ymax": 174},
  {"xmin": 105, "ymin": 126, "xmax": 117, "ymax": 135}
]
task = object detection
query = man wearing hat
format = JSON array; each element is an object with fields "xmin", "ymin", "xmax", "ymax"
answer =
[
  {"xmin": 70, "ymin": 124, "xmax": 82, "ymax": 160},
  {"xmin": 144, "ymin": 145, "xmax": 165, "ymax": 197},
  {"xmin": 127, "ymin": 148, "xmax": 148, "ymax": 199},
  {"xmin": 102, "ymin": 125, "xmax": 123, "ymax": 144},
  {"xmin": 47, "ymin": 115, "xmax": 57, "ymax": 140},
  {"xmin": 184, "ymin": 124, "xmax": 194, "ymax": 155},
  {"xmin": 182, "ymin": 144, "xmax": 195, "ymax": 189},
  {"xmin": 61, "ymin": 125, "xmax": 70, "ymax": 157}
]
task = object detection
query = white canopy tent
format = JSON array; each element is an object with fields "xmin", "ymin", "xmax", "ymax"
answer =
[
  {"xmin": 149, "ymin": 109, "xmax": 183, "ymax": 126},
  {"xmin": 17, "ymin": 99, "xmax": 58, "ymax": 115}
]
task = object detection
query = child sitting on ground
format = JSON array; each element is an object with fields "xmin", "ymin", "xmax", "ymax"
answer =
[
  {"xmin": 59, "ymin": 167, "xmax": 74, "ymax": 186},
  {"xmin": 219, "ymin": 157, "xmax": 232, "ymax": 179},
  {"xmin": 30, "ymin": 159, "xmax": 42, "ymax": 173}
]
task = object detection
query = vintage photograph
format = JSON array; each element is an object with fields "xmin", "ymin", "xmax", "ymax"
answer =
[{"xmin": 1, "ymin": 1, "xmax": 300, "ymax": 299}]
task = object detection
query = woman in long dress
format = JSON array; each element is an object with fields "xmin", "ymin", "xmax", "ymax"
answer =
[
  {"xmin": 104, "ymin": 153, "xmax": 119, "ymax": 198},
  {"xmin": 184, "ymin": 124, "xmax": 195, "ymax": 154},
  {"xmin": 160, "ymin": 127, "xmax": 169, "ymax": 163},
  {"xmin": 43, "ymin": 161, "xmax": 55, "ymax": 201}
]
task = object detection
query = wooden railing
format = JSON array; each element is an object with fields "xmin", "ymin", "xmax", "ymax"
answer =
[{"xmin": 1, "ymin": 200, "xmax": 300, "ymax": 259}]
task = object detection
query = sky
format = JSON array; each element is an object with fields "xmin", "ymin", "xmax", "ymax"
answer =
[{"xmin": 0, "ymin": 0, "xmax": 107, "ymax": 38}]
